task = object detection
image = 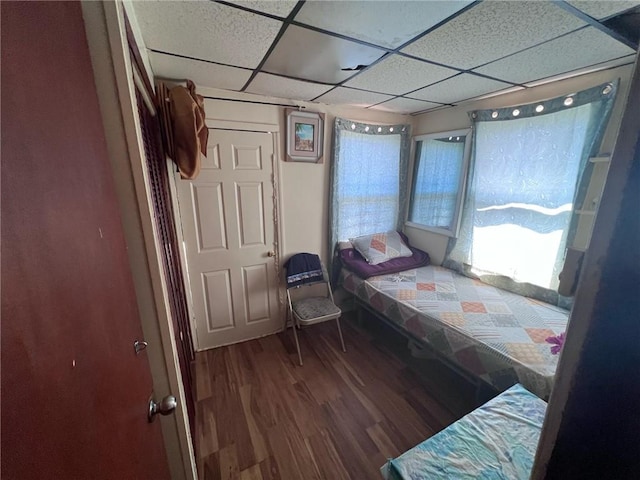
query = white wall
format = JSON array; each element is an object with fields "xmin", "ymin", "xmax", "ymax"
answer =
[
  {"xmin": 191, "ymin": 86, "xmax": 410, "ymax": 265},
  {"xmin": 406, "ymin": 63, "xmax": 635, "ymax": 265}
]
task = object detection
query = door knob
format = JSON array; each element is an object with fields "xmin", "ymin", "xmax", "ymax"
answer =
[
  {"xmin": 267, "ymin": 250, "xmax": 276, "ymax": 257},
  {"xmin": 133, "ymin": 340, "xmax": 148, "ymax": 355},
  {"xmin": 148, "ymin": 395, "xmax": 177, "ymax": 422}
]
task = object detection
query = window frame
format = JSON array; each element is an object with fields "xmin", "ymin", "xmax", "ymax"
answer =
[
  {"xmin": 330, "ymin": 118, "xmax": 411, "ymax": 249},
  {"xmin": 405, "ymin": 128, "xmax": 472, "ymax": 238}
]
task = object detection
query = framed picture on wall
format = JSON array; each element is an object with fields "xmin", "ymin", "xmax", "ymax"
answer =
[{"xmin": 286, "ymin": 109, "xmax": 324, "ymax": 163}]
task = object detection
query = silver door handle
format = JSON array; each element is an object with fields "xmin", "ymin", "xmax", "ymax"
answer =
[
  {"xmin": 148, "ymin": 395, "xmax": 177, "ymax": 422},
  {"xmin": 267, "ymin": 250, "xmax": 276, "ymax": 257},
  {"xmin": 133, "ymin": 340, "xmax": 148, "ymax": 355}
]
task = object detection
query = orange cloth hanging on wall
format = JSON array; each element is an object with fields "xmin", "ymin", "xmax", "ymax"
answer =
[{"xmin": 168, "ymin": 80, "xmax": 208, "ymax": 179}]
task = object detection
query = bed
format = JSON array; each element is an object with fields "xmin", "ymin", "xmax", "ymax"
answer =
[
  {"xmin": 381, "ymin": 383, "xmax": 546, "ymax": 479},
  {"xmin": 340, "ymin": 253, "xmax": 568, "ymax": 399}
]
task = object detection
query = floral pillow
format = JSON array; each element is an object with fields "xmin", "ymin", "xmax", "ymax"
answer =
[{"xmin": 350, "ymin": 231, "xmax": 413, "ymax": 265}]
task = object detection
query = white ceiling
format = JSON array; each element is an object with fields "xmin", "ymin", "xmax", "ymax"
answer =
[
  {"xmin": 134, "ymin": 0, "xmax": 639, "ymax": 115},
  {"xmin": 262, "ymin": 24, "xmax": 385, "ymax": 84},
  {"xmin": 400, "ymin": 1, "xmax": 586, "ymax": 70}
]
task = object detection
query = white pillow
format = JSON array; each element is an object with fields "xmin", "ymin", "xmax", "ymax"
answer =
[{"xmin": 350, "ymin": 231, "xmax": 412, "ymax": 265}]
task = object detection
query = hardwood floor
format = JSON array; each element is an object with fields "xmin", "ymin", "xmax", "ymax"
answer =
[{"xmin": 194, "ymin": 312, "xmax": 477, "ymax": 479}]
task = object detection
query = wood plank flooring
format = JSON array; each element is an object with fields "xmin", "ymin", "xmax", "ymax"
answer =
[{"xmin": 194, "ymin": 313, "xmax": 477, "ymax": 479}]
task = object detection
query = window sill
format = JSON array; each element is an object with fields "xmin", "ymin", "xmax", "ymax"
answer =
[{"xmin": 405, "ymin": 221, "xmax": 457, "ymax": 238}]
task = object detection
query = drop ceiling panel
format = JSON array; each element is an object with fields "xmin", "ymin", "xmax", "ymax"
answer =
[
  {"xmin": 401, "ymin": 1, "xmax": 587, "ymax": 70},
  {"xmin": 474, "ymin": 27, "xmax": 636, "ymax": 84},
  {"xmin": 225, "ymin": 0, "xmax": 298, "ymax": 18},
  {"xmin": 263, "ymin": 25, "xmax": 385, "ymax": 84},
  {"xmin": 149, "ymin": 52, "xmax": 252, "ymax": 91},
  {"xmin": 459, "ymin": 86, "xmax": 526, "ymax": 103},
  {"xmin": 567, "ymin": 1, "xmax": 640, "ymax": 19},
  {"xmin": 370, "ymin": 97, "xmax": 441, "ymax": 114},
  {"xmin": 134, "ymin": 1, "xmax": 282, "ymax": 68},
  {"xmin": 524, "ymin": 54, "xmax": 637, "ymax": 87},
  {"xmin": 314, "ymin": 87, "xmax": 394, "ymax": 108},
  {"xmin": 344, "ymin": 55, "xmax": 458, "ymax": 95},
  {"xmin": 408, "ymin": 74, "xmax": 512, "ymax": 104},
  {"xmin": 294, "ymin": 0, "xmax": 473, "ymax": 49},
  {"xmin": 245, "ymin": 73, "xmax": 333, "ymax": 101}
]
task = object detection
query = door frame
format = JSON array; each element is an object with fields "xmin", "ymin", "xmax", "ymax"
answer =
[
  {"xmin": 82, "ymin": 2, "xmax": 196, "ymax": 479},
  {"xmin": 168, "ymin": 119, "xmax": 285, "ymax": 352}
]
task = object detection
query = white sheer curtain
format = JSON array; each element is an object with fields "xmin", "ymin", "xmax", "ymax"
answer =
[
  {"xmin": 469, "ymin": 106, "xmax": 592, "ymax": 288},
  {"xmin": 409, "ymin": 138, "xmax": 465, "ymax": 229},
  {"xmin": 330, "ymin": 119, "xmax": 410, "ymax": 253},
  {"xmin": 445, "ymin": 81, "xmax": 617, "ymax": 303},
  {"xmin": 336, "ymin": 131, "xmax": 401, "ymax": 239}
]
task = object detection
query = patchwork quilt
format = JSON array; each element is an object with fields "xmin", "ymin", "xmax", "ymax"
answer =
[
  {"xmin": 342, "ymin": 266, "xmax": 568, "ymax": 398},
  {"xmin": 382, "ymin": 383, "xmax": 546, "ymax": 480}
]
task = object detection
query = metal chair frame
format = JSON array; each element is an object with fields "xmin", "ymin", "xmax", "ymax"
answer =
[{"xmin": 285, "ymin": 264, "xmax": 346, "ymax": 366}]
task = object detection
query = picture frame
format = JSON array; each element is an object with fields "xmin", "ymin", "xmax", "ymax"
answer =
[{"xmin": 285, "ymin": 109, "xmax": 324, "ymax": 163}]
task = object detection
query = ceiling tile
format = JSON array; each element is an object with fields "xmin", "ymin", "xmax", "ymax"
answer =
[
  {"xmin": 567, "ymin": 1, "xmax": 640, "ymax": 19},
  {"xmin": 524, "ymin": 55, "xmax": 637, "ymax": 87},
  {"xmin": 458, "ymin": 86, "xmax": 526, "ymax": 103},
  {"xmin": 149, "ymin": 52, "xmax": 252, "ymax": 91},
  {"xmin": 225, "ymin": 0, "xmax": 298, "ymax": 18},
  {"xmin": 314, "ymin": 87, "xmax": 394, "ymax": 108},
  {"xmin": 134, "ymin": 1, "xmax": 282, "ymax": 68},
  {"xmin": 263, "ymin": 25, "xmax": 385, "ymax": 84},
  {"xmin": 408, "ymin": 74, "xmax": 512, "ymax": 104},
  {"xmin": 473, "ymin": 27, "xmax": 636, "ymax": 85},
  {"xmin": 401, "ymin": 1, "xmax": 586, "ymax": 70},
  {"xmin": 245, "ymin": 73, "xmax": 333, "ymax": 101},
  {"xmin": 422, "ymin": 105, "xmax": 454, "ymax": 114},
  {"xmin": 294, "ymin": 0, "xmax": 472, "ymax": 49},
  {"xmin": 370, "ymin": 97, "xmax": 441, "ymax": 114},
  {"xmin": 344, "ymin": 55, "xmax": 457, "ymax": 95}
]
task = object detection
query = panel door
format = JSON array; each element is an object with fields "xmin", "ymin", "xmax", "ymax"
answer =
[
  {"xmin": 176, "ymin": 129, "xmax": 281, "ymax": 350},
  {"xmin": 1, "ymin": 2, "xmax": 170, "ymax": 478}
]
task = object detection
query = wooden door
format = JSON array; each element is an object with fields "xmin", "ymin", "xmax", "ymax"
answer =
[
  {"xmin": 175, "ymin": 129, "xmax": 281, "ymax": 350},
  {"xmin": 1, "ymin": 2, "xmax": 170, "ymax": 478}
]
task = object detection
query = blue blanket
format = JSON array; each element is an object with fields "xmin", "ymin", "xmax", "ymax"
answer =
[
  {"xmin": 383, "ymin": 384, "xmax": 547, "ymax": 479},
  {"xmin": 285, "ymin": 253, "xmax": 324, "ymax": 288}
]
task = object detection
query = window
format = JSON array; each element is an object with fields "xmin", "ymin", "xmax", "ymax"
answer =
[
  {"xmin": 462, "ymin": 106, "xmax": 593, "ymax": 289},
  {"xmin": 336, "ymin": 131, "xmax": 401, "ymax": 238},
  {"xmin": 330, "ymin": 119, "xmax": 410, "ymax": 249},
  {"xmin": 407, "ymin": 129, "xmax": 470, "ymax": 236},
  {"xmin": 446, "ymin": 81, "xmax": 617, "ymax": 300}
]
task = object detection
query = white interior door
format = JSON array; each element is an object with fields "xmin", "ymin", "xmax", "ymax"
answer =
[{"xmin": 175, "ymin": 129, "xmax": 280, "ymax": 350}]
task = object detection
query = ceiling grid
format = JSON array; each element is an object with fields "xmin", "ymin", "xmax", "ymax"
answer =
[{"xmin": 134, "ymin": 0, "xmax": 639, "ymax": 114}]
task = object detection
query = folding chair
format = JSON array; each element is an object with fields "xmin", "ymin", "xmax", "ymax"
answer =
[{"xmin": 285, "ymin": 254, "xmax": 346, "ymax": 366}]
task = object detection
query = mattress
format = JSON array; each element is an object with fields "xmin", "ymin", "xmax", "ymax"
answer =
[
  {"xmin": 381, "ymin": 383, "xmax": 546, "ymax": 480},
  {"xmin": 342, "ymin": 265, "xmax": 568, "ymax": 398}
]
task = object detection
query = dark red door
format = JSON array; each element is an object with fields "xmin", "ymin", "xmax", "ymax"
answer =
[{"xmin": 1, "ymin": 2, "xmax": 171, "ymax": 478}]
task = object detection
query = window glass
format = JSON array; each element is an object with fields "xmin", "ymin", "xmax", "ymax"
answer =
[{"xmin": 408, "ymin": 131, "xmax": 469, "ymax": 235}]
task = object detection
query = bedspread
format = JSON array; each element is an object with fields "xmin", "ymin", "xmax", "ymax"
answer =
[
  {"xmin": 342, "ymin": 265, "xmax": 568, "ymax": 398},
  {"xmin": 382, "ymin": 383, "xmax": 546, "ymax": 479}
]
